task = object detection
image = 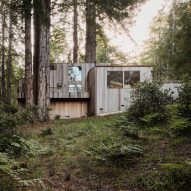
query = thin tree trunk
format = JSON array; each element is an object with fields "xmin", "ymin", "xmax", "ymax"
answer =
[
  {"xmin": 33, "ymin": 0, "xmax": 40, "ymax": 106},
  {"xmin": 33, "ymin": 0, "xmax": 51, "ymax": 121},
  {"xmin": 85, "ymin": 0, "xmax": 96, "ymax": 63},
  {"xmin": 7, "ymin": 8, "xmax": 12, "ymax": 105},
  {"xmin": 73, "ymin": 0, "xmax": 78, "ymax": 63},
  {"xmin": 1, "ymin": 11, "xmax": 5, "ymax": 104},
  {"xmin": 24, "ymin": 0, "xmax": 33, "ymax": 106}
]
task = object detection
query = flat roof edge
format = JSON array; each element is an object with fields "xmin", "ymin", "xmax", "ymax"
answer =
[{"xmin": 95, "ymin": 65, "xmax": 152, "ymax": 68}]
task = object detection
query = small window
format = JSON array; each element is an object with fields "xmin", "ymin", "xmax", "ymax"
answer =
[
  {"xmin": 68, "ymin": 66, "xmax": 82, "ymax": 94},
  {"xmin": 124, "ymin": 71, "xmax": 140, "ymax": 88},
  {"xmin": 68, "ymin": 66, "xmax": 82, "ymax": 82},
  {"xmin": 107, "ymin": 71, "xmax": 123, "ymax": 89},
  {"xmin": 50, "ymin": 64, "xmax": 57, "ymax": 70}
]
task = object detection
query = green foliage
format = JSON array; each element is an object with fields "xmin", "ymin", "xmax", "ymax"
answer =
[
  {"xmin": 86, "ymin": 136, "xmax": 143, "ymax": 165},
  {"xmin": 137, "ymin": 163, "xmax": 191, "ymax": 191},
  {"xmin": 96, "ymin": 26, "xmax": 128, "ymax": 64},
  {"xmin": 177, "ymin": 77, "xmax": 191, "ymax": 118},
  {"xmin": 140, "ymin": 1, "xmax": 191, "ymax": 79},
  {"xmin": 40, "ymin": 128, "xmax": 54, "ymax": 137},
  {"xmin": 0, "ymin": 134, "xmax": 51, "ymax": 190},
  {"xmin": 127, "ymin": 82, "xmax": 172, "ymax": 123},
  {"xmin": 15, "ymin": 106, "xmax": 39, "ymax": 125},
  {"xmin": 50, "ymin": 26, "xmax": 69, "ymax": 63},
  {"xmin": 169, "ymin": 118, "xmax": 191, "ymax": 136},
  {"xmin": 95, "ymin": 0, "xmax": 145, "ymax": 21},
  {"xmin": 0, "ymin": 111, "xmax": 17, "ymax": 152},
  {"xmin": 117, "ymin": 115, "xmax": 139, "ymax": 138},
  {"xmin": 7, "ymin": 135, "xmax": 52, "ymax": 157},
  {"xmin": 54, "ymin": 114, "xmax": 61, "ymax": 120},
  {"xmin": 0, "ymin": 150, "xmax": 46, "ymax": 191},
  {"xmin": 140, "ymin": 112, "xmax": 169, "ymax": 126}
]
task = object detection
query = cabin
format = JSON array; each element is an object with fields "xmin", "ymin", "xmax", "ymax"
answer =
[{"xmin": 18, "ymin": 63, "xmax": 153, "ymax": 119}]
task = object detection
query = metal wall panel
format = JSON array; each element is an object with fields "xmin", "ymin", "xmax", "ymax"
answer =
[{"xmin": 94, "ymin": 66, "xmax": 153, "ymax": 116}]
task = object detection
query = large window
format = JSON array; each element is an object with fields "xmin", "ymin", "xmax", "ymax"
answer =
[
  {"xmin": 124, "ymin": 71, "xmax": 140, "ymax": 87},
  {"xmin": 107, "ymin": 70, "xmax": 140, "ymax": 89},
  {"xmin": 107, "ymin": 71, "xmax": 123, "ymax": 89}
]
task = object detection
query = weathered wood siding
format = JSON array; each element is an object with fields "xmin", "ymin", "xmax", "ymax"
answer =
[
  {"xmin": 18, "ymin": 63, "xmax": 95, "ymax": 99},
  {"xmin": 49, "ymin": 63, "xmax": 94, "ymax": 98},
  {"xmin": 50, "ymin": 101, "xmax": 88, "ymax": 119},
  {"xmin": 88, "ymin": 67, "xmax": 96, "ymax": 115},
  {"xmin": 18, "ymin": 64, "xmax": 153, "ymax": 118}
]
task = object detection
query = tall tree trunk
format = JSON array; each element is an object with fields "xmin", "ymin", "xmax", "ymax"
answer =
[
  {"xmin": 73, "ymin": 0, "xmax": 78, "ymax": 63},
  {"xmin": 33, "ymin": 0, "xmax": 51, "ymax": 121},
  {"xmin": 85, "ymin": 0, "xmax": 96, "ymax": 63},
  {"xmin": 24, "ymin": 0, "xmax": 33, "ymax": 106},
  {"xmin": 33, "ymin": 0, "xmax": 40, "ymax": 106},
  {"xmin": 7, "ymin": 8, "xmax": 13, "ymax": 105},
  {"xmin": 1, "ymin": 11, "xmax": 5, "ymax": 104}
]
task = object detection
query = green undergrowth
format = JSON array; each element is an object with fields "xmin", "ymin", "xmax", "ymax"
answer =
[{"xmin": 1, "ymin": 112, "xmax": 190, "ymax": 191}]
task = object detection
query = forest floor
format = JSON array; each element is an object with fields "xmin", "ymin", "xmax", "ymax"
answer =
[{"xmin": 19, "ymin": 114, "xmax": 191, "ymax": 191}]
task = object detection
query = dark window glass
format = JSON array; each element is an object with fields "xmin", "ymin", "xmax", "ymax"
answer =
[
  {"xmin": 124, "ymin": 71, "xmax": 140, "ymax": 87},
  {"xmin": 50, "ymin": 64, "xmax": 57, "ymax": 70},
  {"xmin": 107, "ymin": 71, "xmax": 123, "ymax": 89}
]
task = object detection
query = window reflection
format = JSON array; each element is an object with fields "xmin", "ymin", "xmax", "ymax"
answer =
[
  {"xmin": 124, "ymin": 71, "xmax": 140, "ymax": 88},
  {"xmin": 68, "ymin": 66, "xmax": 82, "ymax": 82},
  {"xmin": 68, "ymin": 66, "xmax": 82, "ymax": 93},
  {"xmin": 107, "ymin": 71, "xmax": 123, "ymax": 89}
]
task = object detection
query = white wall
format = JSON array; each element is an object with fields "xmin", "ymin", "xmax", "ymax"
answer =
[
  {"xmin": 161, "ymin": 82, "xmax": 182, "ymax": 99},
  {"xmin": 93, "ymin": 66, "xmax": 152, "ymax": 116}
]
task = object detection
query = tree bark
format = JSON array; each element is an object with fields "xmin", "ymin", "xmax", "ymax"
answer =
[
  {"xmin": 33, "ymin": 0, "xmax": 51, "ymax": 121},
  {"xmin": 7, "ymin": 7, "xmax": 13, "ymax": 105},
  {"xmin": 1, "ymin": 10, "xmax": 5, "ymax": 104},
  {"xmin": 24, "ymin": 0, "xmax": 33, "ymax": 106},
  {"xmin": 85, "ymin": 0, "xmax": 96, "ymax": 63},
  {"xmin": 73, "ymin": 0, "xmax": 78, "ymax": 63},
  {"xmin": 33, "ymin": 0, "xmax": 40, "ymax": 106}
]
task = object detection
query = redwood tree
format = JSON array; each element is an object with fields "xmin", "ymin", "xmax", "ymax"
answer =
[
  {"xmin": 73, "ymin": 0, "xmax": 78, "ymax": 63},
  {"xmin": 7, "ymin": 5, "xmax": 13, "ymax": 105},
  {"xmin": 85, "ymin": 0, "xmax": 96, "ymax": 63},
  {"xmin": 1, "ymin": 9, "xmax": 6, "ymax": 103},
  {"xmin": 24, "ymin": 0, "xmax": 33, "ymax": 106},
  {"xmin": 33, "ymin": 0, "xmax": 51, "ymax": 121},
  {"xmin": 85, "ymin": 0, "xmax": 145, "ymax": 64}
]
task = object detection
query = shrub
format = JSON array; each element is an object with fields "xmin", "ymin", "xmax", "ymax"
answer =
[
  {"xmin": 15, "ymin": 106, "xmax": 39, "ymax": 125},
  {"xmin": 7, "ymin": 135, "xmax": 52, "ymax": 157},
  {"xmin": 140, "ymin": 112, "xmax": 170, "ymax": 127},
  {"xmin": 169, "ymin": 118, "xmax": 191, "ymax": 136},
  {"xmin": 40, "ymin": 128, "xmax": 53, "ymax": 136},
  {"xmin": 177, "ymin": 78, "xmax": 191, "ymax": 118},
  {"xmin": 54, "ymin": 115, "xmax": 61, "ymax": 120},
  {"xmin": 0, "ymin": 151, "xmax": 47, "ymax": 190},
  {"xmin": 0, "ymin": 106, "xmax": 39, "ymax": 151},
  {"xmin": 0, "ymin": 112, "xmax": 17, "ymax": 152},
  {"xmin": 127, "ymin": 82, "xmax": 173, "ymax": 124},
  {"xmin": 117, "ymin": 115, "xmax": 139, "ymax": 138},
  {"xmin": 86, "ymin": 137, "xmax": 143, "ymax": 165}
]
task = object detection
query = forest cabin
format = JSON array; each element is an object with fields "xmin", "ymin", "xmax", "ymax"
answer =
[{"xmin": 18, "ymin": 63, "xmax": 152, "ymax": 119}]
